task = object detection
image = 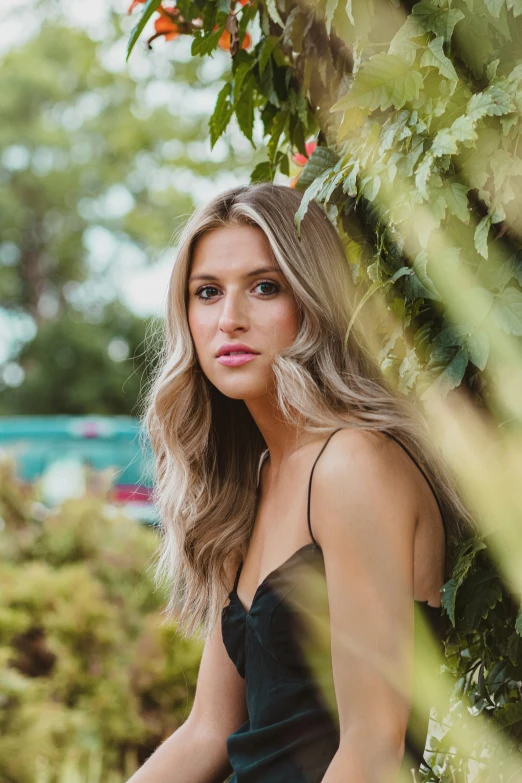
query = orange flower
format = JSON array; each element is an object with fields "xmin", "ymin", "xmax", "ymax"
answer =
[
  {"xmin": 217, "ymin": 28, "xmax": 251, "ymax": 52},
  {"xmin": 154, "ymin": 14, "xmax": 180, "ymax": 39},
  {"xmin": 289, "ymin": 173, "xmax": 301, "ymax": 188},
  {"xmin": 157, "ymin": 3, "xmax": 180, "ymax": 18},
  {"xmin": 291, "ymin": 140, "xmax": 317, "ymax": 167}
]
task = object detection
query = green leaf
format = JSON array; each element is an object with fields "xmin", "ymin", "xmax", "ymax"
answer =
[
  {"xmin": 415, "ymin": 152, "xmax": 434, "ymax": 199},
  {"xmin": 283, "ymin": 7, "xmax": 313, "ymax": 53},
  {"xmin": 294, "ymin": 168, "xmax": 335, "ymax": 237},
  {"xmin": 433, "ymin": 347, "xmax": 469, "ymax": 394},
  {"xmin": 361, "ymin": 175, "xmax": 381, "ymax": 201},
  {"xmin": 467, "ymin": 85, "xmax": 515, "ymax": 120},
  {"xmin": 507, "ymin": 632, "xmax": 521, "ymax": 666},
  {"xmin": 250, "ymin": 160, "xmax": 273, "ymax": 183},
  {"xmin": 298, "ymin": 146, "xmax": 339, "ymax": 191},
  {"xmin": 494, "ymin": 701, "xmax": 522, "ymax": 731},
  {"xmin": 420, "ymin": 36, "xmax": 458, "ymax": 80},
  {"xmin": 467, "ymin": 331, "xmax": 489, "ymax": 370},
  {"xmin": 277, "ymin": 149, "xmax": 290, "ymax": 176},
  {"xmin": 490, "ymin": 149, "xmax": 522, "ymax": 190},
  {"xmin": 267, "ymin": 110, "xmax": 288, "ymax": 162},
  {"xmin": 325, "ymin": 0, "xmax": 340, "ymax": 36},
  {"xmin": 413, "ymin": 252, "xmax": 442, "ymax": 299},
  {"xmin": 259, "ymin": 36, "xmax": 279, "ymax": 76},
  {"xmin": 450, "ymin": 115, "xmax": 477, "ymax": 143},
  {"xmin": 458, "ymin": 569, "xmax": 503, "ymax": 633},
  {"xmin": 440, "ymin": 578, "xmax": 458, "ymax": 626},
  {"xmin": 432, "ymin": 128, "xmax": 458, "ymax": 157},
  {"xmin": 342, "ymin": 160, "xmax": 359, "ymax": 196},
  {"xmin": 443, "ymin": 181, "xmax": 469, "ymax": 223},
  {"xmin": 209, "ymin": 83, "xmax": 233, "ymax": 148},
  {"xmin": 453, "ymin": 14, "xmax": 494, "ymax": 79},
  {"xmin": 389, "ymin": 16, "xmax": 425, "ymax": 59},
  {"xmin": 492, "ymin": 287, "xmax": 522, "ymax": 335},
  {"xmin": 431, "ymin": 325, "xmax": 466, "ymax": 349},
  {"xmin": 233, "ymin": 61, "xmax": 253, "ymax": 104},
  {"xmin": 516, "ymin": 603, "xmax": 522, "ymax": 637},
  {"xmin": 486, "ymin": 58, "xmax": 500, "ymax": 81},
  {"xmin": 412, "ymin": 1, "xmax": 464, "ymax": 41},
  {"xmin": 126, "ymin": 0, "xmax": 162, "ymax": 61},
  {"xmin": 330, "ymin": 54, "xmax": 423, "ymax": 112},
  {"xmin": 192, "ymin": 24, "xmax": 226, "ymax": 56},
  {"xmin": 176, "ymin": 0, "xmax": 192, "ymax": 17},
  {"xmin": 265, "ymin": 0, "xmax": 284, "ymax": 28},
  {"xmin": 235, "ymin": 86, "xmax": 255, "ymax": 145},
  {"xmin": 507, "ymin": 0, "xmax": 522, "ymax": 15},
  {"xmin": 441, "ymin": 537, "xmax": 487, "ymax": 626},
  {"xmin": 484, "ymin": 0, "xmax": 505, "ymax": 18},
  {"xmin": 474, "ymin": 215, "xmax": 491, "ymax": 259},
  {"xmin": 238, "ymin": 0, "xmax": 258, "ymax": 38},
  {"xmin": 202, "ymin": 2, "xmax": 217, "ymax": 33}
]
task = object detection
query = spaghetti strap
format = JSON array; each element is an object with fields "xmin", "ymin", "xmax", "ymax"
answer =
[
  {"xmin": 383, "ymin": 431, "xmax": 446, "ymax": 530},
  {"xmin": 306, "ymin": 427, "xmax": 446, "ymax": 548},
  {"xmin": 232, "ymin": 559, "xmax": 243, "ymax": 592},
  {"xmin": 307, "ymin": 428, "xmax": 344, "ymax": 547}
]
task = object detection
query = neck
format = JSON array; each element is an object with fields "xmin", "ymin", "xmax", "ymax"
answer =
[{"xmin": 244, "ymin": 393, "xmax": 309, "ymax": 470}]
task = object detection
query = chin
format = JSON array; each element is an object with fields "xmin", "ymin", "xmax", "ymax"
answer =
[{"xmin": 210, "ymin": 374, "xmax": 271, "ymax": 401}]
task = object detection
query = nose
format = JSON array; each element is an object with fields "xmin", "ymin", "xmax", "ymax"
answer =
[{"xmin": 218, "ymin": 290, "xmax": 248, "ymax": 334}]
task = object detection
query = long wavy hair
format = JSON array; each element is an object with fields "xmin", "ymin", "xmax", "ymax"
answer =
[{"xmin": 142, "ymin": 182, "xmax": 475, "ymax": 640}]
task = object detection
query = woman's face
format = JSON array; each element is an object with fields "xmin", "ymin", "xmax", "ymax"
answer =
[{"xmin": 187, "ymin": 224, "xmax": 300, "ymax": 401}]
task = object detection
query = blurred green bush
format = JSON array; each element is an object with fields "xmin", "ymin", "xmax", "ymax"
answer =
[{"xmin": 0, "ymin": 459, "xmax": 203, "ymax": 783}]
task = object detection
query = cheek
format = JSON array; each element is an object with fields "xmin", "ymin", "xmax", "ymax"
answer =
[
  {"xmin": 187, "ymin": 305, "xmax": 210, "ymax": 355},
  {"xmin": 267, "ymin": 299, "xmax": 300, "ymax": 343}
]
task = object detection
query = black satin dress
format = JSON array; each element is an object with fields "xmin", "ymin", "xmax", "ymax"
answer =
[{"xmin": 221, "ymin": 428, "xmax": 449, "ymax": 782}]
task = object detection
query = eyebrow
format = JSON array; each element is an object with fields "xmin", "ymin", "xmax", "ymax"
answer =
[{"xmin": 188, "ymin": 266, "xmax": 281, "ymax": 283}]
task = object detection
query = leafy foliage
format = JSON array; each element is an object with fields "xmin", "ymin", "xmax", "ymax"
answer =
[{"xmin": 0, "ymin": 460, "xmax": 202, "ymax": 782}]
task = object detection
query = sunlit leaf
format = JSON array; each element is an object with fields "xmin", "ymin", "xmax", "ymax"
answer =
[
  {"xmin": 492, "ymin": 287, "xmax": 522, "ymax": 335},
  {"xmin": 126, "ymin": 0, "xmax": 162, "ymax": 60},
  {"xmin": 474, "ymin": 215, "xmax": 492, "ymax": 258},
  {"xmin": 467, "ymin": 85, "xmax": 516, "ymax": 120},
  {"xmin": 330, "ymin": 54, "xmax": 423, "ymax": 112},
  {"xmin": 420, "ymin": 36, "xmax": 458, "ymax": 80}
]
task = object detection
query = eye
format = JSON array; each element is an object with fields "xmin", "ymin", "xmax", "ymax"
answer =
[
  {"xmin": 194, "ymin": 285, "xmax": 219, "ymax": 301},
  {"xmin": 193, "ymin": 280, "xmax": 280, "ymax": 302},
  {"xmin": 254, "ymin": 280, "xmax": 280, "ymax": 297}
]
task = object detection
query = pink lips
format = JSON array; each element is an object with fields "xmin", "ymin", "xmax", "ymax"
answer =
[{"xmin": 217, "ymin": 353, "xmax": 258, "ymax": 367}]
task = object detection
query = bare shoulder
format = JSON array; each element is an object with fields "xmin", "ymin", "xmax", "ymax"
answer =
[
  {"xmin": 310, "ymin": 427, "xmax": 420, "ymax": 546},
  {"xmin": 313, "ymin": 427, "xmax": 421, "ymax": 498}
]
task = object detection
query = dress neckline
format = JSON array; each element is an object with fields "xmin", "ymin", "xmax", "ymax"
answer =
[
  {"xmin": 230, "ymin": 543, "xmax": 442, "ymax": 618},
  {"xmin": 232, "ymin": 542, "xmax": 318, "ymax": 617}
]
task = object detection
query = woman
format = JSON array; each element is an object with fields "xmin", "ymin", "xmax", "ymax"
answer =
[{"xmin": 130, "ymin": 183, "xmax": 473, "ymax": 783}]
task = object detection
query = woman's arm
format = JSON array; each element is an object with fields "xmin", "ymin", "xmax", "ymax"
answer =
[
  {"xmin": 127, "ymin": 613, "xmax": 247, "ymax": 783},
  {"xmin": 311, "ymin": 430, "xmax": 419, "ymax": 783}
]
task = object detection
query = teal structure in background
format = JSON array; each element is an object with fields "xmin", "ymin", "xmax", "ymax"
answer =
[{"xmin": 0, "ymin": 416, "xmax": 156, "ymax": 522}]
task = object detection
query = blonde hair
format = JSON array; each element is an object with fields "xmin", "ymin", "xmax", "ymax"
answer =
[{"xmin": 143, "ymin": 183, "xmax": 475, "ymax": 640}]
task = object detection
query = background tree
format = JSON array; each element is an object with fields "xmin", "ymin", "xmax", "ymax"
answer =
[
  {"xmin": 0, "ymin": 302, "xmax": 152, "ymax": 415},
  {"xmin": 0, "ymin": 14, "xmax": 262, "ymax": 414}
]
